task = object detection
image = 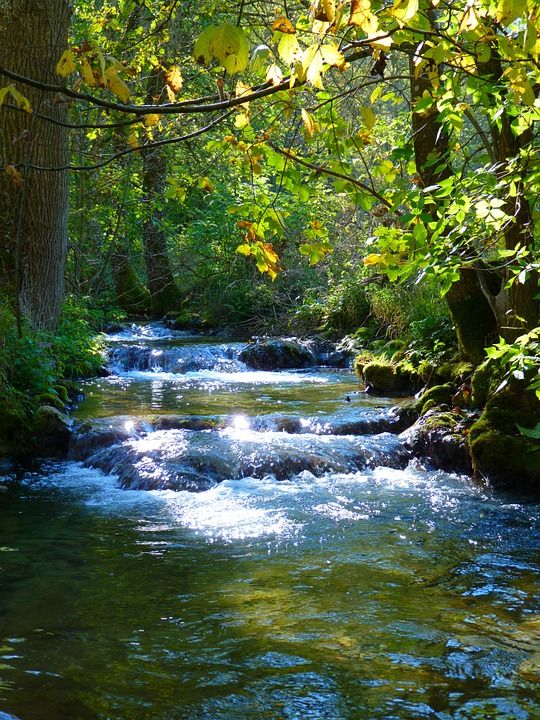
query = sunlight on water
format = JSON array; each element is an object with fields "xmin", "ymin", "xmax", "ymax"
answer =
[{"xmin": 3, "ymin": 326, "xmax": 539, "ymax": 720}]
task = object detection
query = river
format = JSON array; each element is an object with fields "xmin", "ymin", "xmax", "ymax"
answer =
[{"xmin": 1, "ymin": 323, "xmax": 539, "ymax": 719}]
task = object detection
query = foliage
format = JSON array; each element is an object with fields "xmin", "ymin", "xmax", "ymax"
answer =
[
  {"xmin": 485, "ymin": 328, "xmax": 540, "ymax": 401},
  {"xmin": 0, "ymin": 296, "xmax": 108, "ymax": 451}
]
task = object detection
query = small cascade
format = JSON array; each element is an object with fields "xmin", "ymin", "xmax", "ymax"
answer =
[
  {"xmin": 71, "ymin": 424, "xmax": 409, "ymax": 491},
  {"xmin": 107, "ymin": 341, "xmax": 246, "ymax": 374},
  {"xmin": 69, "ymin": 322, "xmax": 412, "ymax": 492}
]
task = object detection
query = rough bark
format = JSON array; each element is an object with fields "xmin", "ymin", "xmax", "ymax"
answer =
[
  {"xmin": 141, "ymin": 69, "xmax": 180, "ymax": 316},
  {"xmin": 409, "ymin": 52, "xmax": 497, "ymax": 363},
  {"xmin": 477, "ymin": 50, "xmax": 539, "ymax": 339},
  {"xmin": 0, "ymin": 0, "xmax": 71, "ymax": 330}
]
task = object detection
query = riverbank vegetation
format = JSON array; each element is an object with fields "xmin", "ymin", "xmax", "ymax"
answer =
[{"xmin": 0, "ymin": 0, "xmax": 538, "ymax": 485}]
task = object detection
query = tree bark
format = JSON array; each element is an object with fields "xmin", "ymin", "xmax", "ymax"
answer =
[
  {"xmin": 477, "ymin": 49, "xmax": 539, "ymax": 339},
  {"xmin": 0, "ymin": 0, "xmax": 71, "ymax": 331},
  {"xmin": 409, "ymin": 51, "xmax": 497, "ymax": 363},
  {"xmin": 141, "ymin": 68, "xmax": 180, "ymax": 316}
]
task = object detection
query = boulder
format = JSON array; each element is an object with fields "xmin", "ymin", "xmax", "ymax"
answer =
[
  {"xmin": 362, "ymin": 360, "xmax": 421, "ymax": 396},
  {"xmin": 468, "ymin": 380, "xmax": 540, "ymax": 491},
  {"xmin": 400, "ymin": 408, "xmax": 472, "ymax": 474},
  {"xmin": 32, "ymin": 405, "xmax": 72, "ymax": 457},
  {"xmin": 240, "ymin": 339, "xmax": 317, "ymax": 370}
]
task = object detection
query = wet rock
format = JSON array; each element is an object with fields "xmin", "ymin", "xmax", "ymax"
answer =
[
  {"xmin": 69, "ymin": 417, "xmax": 151, "ymax": 460},
  {"xmin": 152, "ymin": 415, "xmax": 221, "ymax": 431},
  {"xmin": 240, "ymin": 339, "xmax": 317, "ymax": 370},
  {"xmin": 80, "ymin": 428, "xmax": 409, "ymax": 492},
  {"xmin": 32, "ymin": 405, "xmax": 73, "ymax": 457},
  {"xmin": 400, "ymin": 409, "xmax": 472, "ymax": 474}
]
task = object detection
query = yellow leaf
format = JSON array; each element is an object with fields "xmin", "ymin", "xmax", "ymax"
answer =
[
  {"xmin": 165, "ymin": 66, "xmax": 183, "ymax": 94},
  {"xmin": 56, "ymin": 49, "xmax": 76, "ymax": 77},
  {"xmin": 272, "ymin": 16, "xmax": 296, "ymax": 33},
  {"xmin": 302, "ymin": 45, "xmax": 325, "ymax": 89},
  {"xmin": 496, "ymin": 0, "xmax": 526, "ymax": 27},
  {"xmin": 234, "ymin": 112, "xmax": 250, "ymax": 129},
  {"xmin": 166, "ymin": 85, "xmax": 176, "ymax": 103},
  {"xmin": 313, "ymin": 0, "xmax": 335, "ymax": 22},
  {"xmin": 80, "ymin": 56, "xmax": 96, "ymax": 87},
  {"xmin": 145, "ymin": 114, "xmax": 160, "ymax": 127},
  {"xmin": 278, "ymin": 33, "xmax": 301, "ymax": 65},
  {"xmin": 193, "ymin": 25, "xmax": 214, "ymax": 65},
  {"xmin": 360, "ymin": 105, "xmax": 376, "ymax": 130},
  {"xmin": 368, "ymin": 32, "xmax": 393, "ymax": 51},
  {"xmin": 301, "ymin": 107, "xmax": 316, "ymax": 136},
  {"xmin": 320, "ymin": 43, "xmax": 345, "ymax": 66},
  {"xmin": 209, "ymin": 23, "xmax": 249, "ymax": 74},
  {"xmin": 236, "ymin": 80, "xmax": 252, "ymax": 100},
  {"xmin": 391, "ymin": 0, "xmax": 419, "ymax": 26},
  {"xmin": 236, "ymin": 243, "xmax": 252, "ymax": 256},
  {"xmin": 8, "ymin": 86, "xmax": 31, "ymax": 113},
  {"xmin": 266, "ymin": 63, "xmax": 284, "ymax": 85},
  {"xmin": 198, "ymin": 176, "xmax": 213, "ymax": 192},
  {"xmin": 363, "ymin": 253, "xmax": 384, "ymax": 266},
  {"xmin": 127, "ymin": 133, "xmax": 141, "ymax": 152},
  {"xmin": 349, "ymin": 0, "xmax": 379, "ymax": 34},
  {"xmin": 104, "ymin": 66, "xmax": 130, "ymax": 103},
  {"xmin": 459, "ymin": 5, "xmax": 480, "ymax": 31}
]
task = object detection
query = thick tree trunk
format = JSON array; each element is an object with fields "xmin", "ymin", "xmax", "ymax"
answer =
[
  {"xmin": 141, "ymin": 69, "xmax": 180, "ymax": 316},
  {"xmin": 0, "ymin": 0, "xmax": 71, "ymax": 331},
  {"xmin": 409, "ymin": 53, "xmax": 497, "ymax": 363},
  {"xmin": 478, "ymin": 51, "xmax": 539, "ymax": 339}
]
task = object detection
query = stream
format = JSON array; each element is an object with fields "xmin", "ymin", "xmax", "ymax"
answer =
[{"xmin": 1, "ymin": 323, "xmax": 539, "ymax": 719}]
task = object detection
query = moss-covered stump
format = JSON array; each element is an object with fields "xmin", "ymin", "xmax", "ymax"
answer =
[
  {"xmin": 362, "ymin": 360, "xmax": 421, "ymax": 396},
  {"xmin": 400, "ymin": 408, "xmax": 472, "ymax": 474},
  {"xmin": 469, "ymin": 379, "xmax": 540, "ymax": 490}
]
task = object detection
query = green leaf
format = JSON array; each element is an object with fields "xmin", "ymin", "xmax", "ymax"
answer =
[
  {"xmin": 516, "ymin": 422, "xmax": 540, "ymax": 440},
  {"xmin": 212, "ymin": 23, "xmax": 250, "ymax": 74}
]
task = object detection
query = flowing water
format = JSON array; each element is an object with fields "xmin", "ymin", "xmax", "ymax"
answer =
[{"xmin": 1, "ymin": 323, "xmax": 539, "ymax": 720}]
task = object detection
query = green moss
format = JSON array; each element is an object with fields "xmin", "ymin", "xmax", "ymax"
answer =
[
  {"xmin": 469, "ymin": 428, "xmax": 540, "ymax": 487},
  {"xmin": 362, "ymin": 360, "xmax": 421, "ymax": 395},
  {"xmin": 354, "ymin": 351, "xmax": 377, "ymax": 378},
  {"xmin": 114, "ymin": 264, "xmax": 150, "ymax": 316},
  {"xmin": 471, "ymin": 359, "xmax": 501, "ymax": 409},
  {"xmin": 469, "ymin": 377, "xmax": 540, "ymax": 487},
  {"xmin": 419, "ymin": 383, "xmax": 453, "ymax": 414}
]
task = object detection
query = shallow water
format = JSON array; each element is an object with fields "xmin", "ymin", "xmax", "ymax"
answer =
[{"xmin": 1, "ymin": 324, "xmax": 539, "ymax": 719}]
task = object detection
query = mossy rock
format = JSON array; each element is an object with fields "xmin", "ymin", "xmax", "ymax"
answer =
[
  {"xmin": 469, "ymin": 377, "xmax": 540, "ymax": 490},
  {"xmin": 240, "ymin": 339, "xmax": 317, "ymax": 370},
  {"xmin": 353, "ymin": 351, "xmax": 377, "ymax": 378},
  {"xmin": 362, "ymin": 360, "xmax": 421, "ymax": 396},
  {"xmin": 419, "ymin": 383, "xmax": 453, "ymax": 415},
  {"xmin": 32, "ymin": 405, "xmax": 72, "ymax": 457},
  {"xmin": 400, "ymin": 408, "xmax": 472, "ymax": 474},
  {"xmin": 469, "ymin": 429, "xmax": 540, "ymax": 490},
  {"xmin": 470, "ymin": 359, "xmax": 507, "ymax": 409}
]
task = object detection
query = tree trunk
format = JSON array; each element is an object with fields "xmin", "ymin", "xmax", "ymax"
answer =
[
  {"xmin": 478, "ymin": 50, "xmax": 539, "ymax": 339},
  {"xmin": 409, "ymin": 48, "xmax": 497, "ymax": 363},
  {"xmin": 141, "ymin": 69, "xmax": 180, "ymax": 316},
  {"xmin": 0, "ymin": 0, "xmax": 71, "ymax": 331}
]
